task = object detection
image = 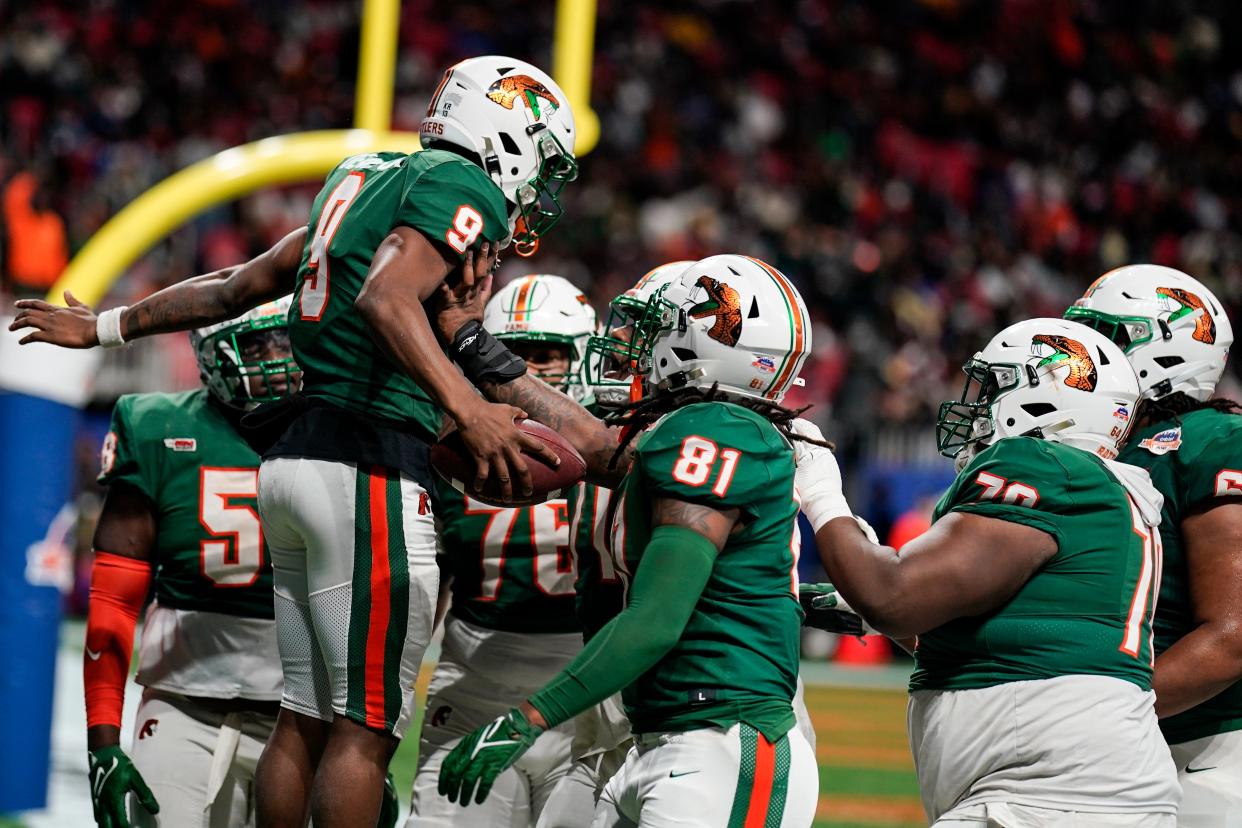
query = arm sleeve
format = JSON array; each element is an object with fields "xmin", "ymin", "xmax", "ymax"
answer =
[
  {"xmin": 97, "ymin": 398, "xmax": 157, "ymax": 501},
  {"xmin": 84, "ymin": 552, "xmax": 152, "ymax": 728},
  {"xmin": 393, "ymin": 160, "xmax": 509, "ymax": 262},
  {"xmin": 528, "ymin": 525, "xmax": 718, "ymax": 727}
]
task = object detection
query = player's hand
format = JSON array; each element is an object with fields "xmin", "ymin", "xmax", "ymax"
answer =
[
  {"xmin": 789, "ymin": 418, "xmax": 852, "ymax": 531},
  {"xmin": 438, "ymin": 708, "xmax": 541, "ymax": 806},
  {"xmin": 432, "ymin": 273, "xmax": 493, "ymax": 345},
  {"xmin": 88, "ymin": 746, "xmax": 159, "ymax": 828},
  {"xmin": 455, "ymin": 402, "xmax": 560, "ymax": 502},
  {"xmin": 458, "ymin": 240, "xmax": 498, "ymax": 289},
  {"xmin": 799, "ymin": 582, "xmax": 876, "ymax": 636},
  {"xmin": 9, "ymin": 291, "xmax": 101, "ymax": 347},
  {"xmin": 377, "ymin": 771, "xmax": 399, "ymax": 828}
]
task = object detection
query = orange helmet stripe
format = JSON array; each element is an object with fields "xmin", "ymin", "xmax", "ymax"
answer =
[
  {"xmin": 512, "ymin": 276, "xmax": 535, "ymax": 323},
  {"xmin": 745, "ymin": 257, "xmax": 806, "ymax": 398}
]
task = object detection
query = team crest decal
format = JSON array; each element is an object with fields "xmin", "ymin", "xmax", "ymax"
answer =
[
  {"xmin": 487, "ymin": 75, "xmax": 560, "ymax": 113},
  {"xmin": 1032, "ymin": 334, "xmax": 1097, "ymax": 392},
  {"xmin": 689, "ymin": 275, "xmax": 743, "ymax": 347},
  {"xmin": 1157, "ymin": 286, "xmax": 1216, "ymax": 344},
  {"xmin": 1139, "ymin": 427, "xmax": 1182, "ymax": 455}
]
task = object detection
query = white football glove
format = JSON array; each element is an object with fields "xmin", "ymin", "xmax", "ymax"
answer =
[{"xmin": 790, "ymin": 418, "xmax": 853, "ymax": 532}]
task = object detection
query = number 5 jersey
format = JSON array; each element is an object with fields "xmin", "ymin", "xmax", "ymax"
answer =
[{"xmin": 98, "ymin": 388, "xmax": 281, "ymax": 700}]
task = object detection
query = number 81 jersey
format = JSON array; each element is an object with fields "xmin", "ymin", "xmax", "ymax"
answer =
[{"xmin": 99, "ymin": 389, "xmax": 272, "ymax": 618}]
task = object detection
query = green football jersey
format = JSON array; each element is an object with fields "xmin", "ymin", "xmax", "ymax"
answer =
[
  {"xmin": 612, "ymin": 402, "xmax": 802, "ymax": 741},
  {"xmin": 911, "ymin": 437, "xmax": 1160, "ymax": 692},
  {"xmin": 437, "ymin": 479, "xmax": 579, "ymax": 635},
  {"xmin": 289, "ymin": 150, "xmax": 509, "ymax": 433},
  {"xmin": 1121, "ymin": 408, "xmax": 1242, "ymax": 744},
  {"xmin": 566, "ymin": 480, "xmax": 624, "ymax": 641},
  {"xmin": 97, "ymin": 389, "xmax": 273, "ymax": 619}
]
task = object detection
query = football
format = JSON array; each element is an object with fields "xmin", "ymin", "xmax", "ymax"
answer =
[{"xmin": 430, "ymin": 418, "xmax": 587, "ymax": 506}]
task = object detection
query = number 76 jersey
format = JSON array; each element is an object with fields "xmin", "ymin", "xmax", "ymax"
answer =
[{"xmin": 99, "ymin": 388, "xmax": 272, "ymax": 619}]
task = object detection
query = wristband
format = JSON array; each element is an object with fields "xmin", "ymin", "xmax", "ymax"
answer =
[
  {"xmin": 96, "ymin": 306, "xmax": 128, "ymax": 348},
  {"xmin": 449, "ymin": 320, "xmax": 527, "ymax": 385}
]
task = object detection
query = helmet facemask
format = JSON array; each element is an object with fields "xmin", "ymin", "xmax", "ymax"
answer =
[
  {"xmin": 584, "ymin": 286, "xmax": 679, "ymax": 408},
  {"xmin": 194, "ymin": 318, "xmax": 299, "ymax": 411},
  {"xmin": 936, "ymin": 358, "xmax": 1023, "ymax": 466},
  {"xmin": 510, "ymin": 127, "xmax": 578, "ymax": 257}
]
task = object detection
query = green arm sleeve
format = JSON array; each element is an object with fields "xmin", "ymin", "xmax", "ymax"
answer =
[{"xmin": 528, "ymin": 525, "xmax": 718, "ymax": 727}]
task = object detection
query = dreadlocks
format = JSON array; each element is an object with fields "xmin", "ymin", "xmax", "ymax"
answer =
[
  {"xmin": 1139, "ymin": 392, "xmax": 1242, "ymax": 426},
  {"xmin": 603, "ymin": 383, "xmax": 834, "ymax": 469}
]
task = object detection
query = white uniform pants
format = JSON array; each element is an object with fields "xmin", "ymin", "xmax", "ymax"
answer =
[
  {"xmin": 1169, "ymin": 729, "xmax": 1242, "ymax": 827},
  {"xmin": 259, "ymin": 457, "xmax": 439, "ymax": 738},
  {"xmin": 407, "ymin": 617, "xmax": 581, "ymax": 826},
  {"xmin": 128, "ymin": 689, "xmax": 276, "ymax": 828},
  {"xmin": 591, "ymin": 723, "xmax": 817, "ymax": 827}
]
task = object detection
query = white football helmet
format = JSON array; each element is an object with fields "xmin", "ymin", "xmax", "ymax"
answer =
[
  {"xmin": 634, "ymin": 255, "xmax": 812, "ymax": 404},
  {"xmin": 190, "ymin": 296, "xmax": 298, "ymax": 410},
  {"xmin": 1065, "ymin": 264, "xmax": 1233, "ymax": 403},
  {"xmin": 420, "ymin": 56, "xmax": 577, "ymax": 255},
  {"xmin": 483, "ymin": 274, "xmax": 598, "ymax": 400},
  {"xmin": 937, "ymin": 318, "xmax": 1141, "ymax": 469},
  {"xmin": 583, "ymin": 261, "xmax": 693, "ymax": 409}
]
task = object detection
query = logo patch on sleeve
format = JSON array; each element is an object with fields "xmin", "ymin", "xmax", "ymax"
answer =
[
  {"xmin": 1138, "ymin": 428, "xmax": 1181, "ymax": 455},
  {"xmin": 163, "ymin": 438, "xmax": 197, "ymax": 452}
]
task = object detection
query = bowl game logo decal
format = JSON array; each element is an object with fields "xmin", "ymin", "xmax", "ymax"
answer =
[
  {"xmin": 1139, "ymin": 427, "xmax": 1182, "ymax": 455},
  {"xmin": 752, "ymin": 355, "xmax": 777, "ymax": 373}
]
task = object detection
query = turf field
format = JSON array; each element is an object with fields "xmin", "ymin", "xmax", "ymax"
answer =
[{"xmin": 389, "ymin": 666, "xmax": 924, "ymax": 828}]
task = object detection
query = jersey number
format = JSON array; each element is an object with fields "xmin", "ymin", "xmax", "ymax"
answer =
[
  {"xmin": 445, "ymin": 205, "xmax": 484, "ymax": 253},
  {"xmin": 301, "ymin": 171, "xmax": 366, "ymax": 321},
  {"xmin": 1120, "ymin": 497, "xmax": 1163, "ymax": 662},
  {"xmin": 199, "ymin": 468, "xmax": 263, "ymax": 587},
  {"xmin": 973, "ymin": 471, "xmax": 1039, "ymax": 506},
  {"xmin": 1215, "ymin": 470, "xmax": 1242, "ymax": 496},
  {"xmin": 464, "ymin": 499, "xmax": 576, "ymax": 598},
  {"xmin": 671, "ymin": 436, "xmax": 742, "ymax": 496}
]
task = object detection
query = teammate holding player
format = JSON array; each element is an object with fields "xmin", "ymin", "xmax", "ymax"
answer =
[
  {"xmin": 14, "ymin": 56, "xmax": 578, "ymax": 828},
  {"xmin": 1066, "ymin": 265, "xmax": 1242, "ymax": 826},
  {"xmin": 409, "ymin": 273, "xmax": 597, "ymax": 826},
  {"xmin": 800, "ymin": 318, "xmax": 1180, "ymax": 824},
  {"xmin": 435, "ymin": 255, "xmax": 821, "ymax": 826},
  {"xmin": 86, "ymin": 302, "xmax": 297, "ymax": 828}
]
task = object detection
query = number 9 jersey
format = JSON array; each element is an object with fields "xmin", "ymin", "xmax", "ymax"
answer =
[{"xmin": 98, "ymin": 388, "xmax": 281, "ymax": 699}]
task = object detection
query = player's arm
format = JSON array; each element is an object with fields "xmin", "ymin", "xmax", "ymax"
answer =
[
  {"xmin": 355, "ymin": 227, "xmax": 559, "ymax": 501},
  {"xmin": 1152, "ymin": 500, "xmax": 1242, "ymax": 718},
  {"xmin": 84, "ymin": 483, "xmax": 161, "ymax": 825},
  {"xmin": 10, "ymin": 227, "xmax": 306, "ymax": 347},
  {"xmin": 815, "ymin": 512, "xmax": 1057, "ymax": 639},
  {"xmin": 438, "ymin": 497, "xmax": 734, "ymax": 806},
  {"xmin": 433, "ymin": 272, "xmax": 631, "ymax": 487}
]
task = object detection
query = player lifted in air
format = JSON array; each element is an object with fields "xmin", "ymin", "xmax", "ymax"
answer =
[
  {"xmin": 801, "ymin": 318, "xmax": 1180, "ymax": 825},
  {"xmin": 409, "ymin": 273, "xmax": 598, "ymax": 827},
  {"xmin": 434, "ymin": 255, "xmax": 821, "ymax": 827},
  {"xmin": 14, "ymin": 56, "xmax": 577, "ymax": 828},
  {"xmin": 86, "ymin": 302, "xmax": 296, "ymax": 828},
  {"xmin": 1067, "ymin": 265, "xmax": 1241, "ymax": 826}
]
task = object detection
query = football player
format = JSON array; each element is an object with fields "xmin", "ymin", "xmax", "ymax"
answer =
[
  {"xmin": 86, "ymin": 301, "xmax": 297, "ymax": 827},
  {"xmin": 408, "ymin": 273, "xmax": 597, "ymax": 827},
  {"xmin": 15, "ymin": 56, "xmax": 577, "ymax": 828},
  {"xmin": 799, "ymin": 319, "xmax": 1180, "ymax": 825},
  {"xmin": 436, "ymin": 255, "xmax": 820, "ymax": 826},
  {"xmin": 1066, "ymin": 265, "xmax": 1242, "ymax": 826}
]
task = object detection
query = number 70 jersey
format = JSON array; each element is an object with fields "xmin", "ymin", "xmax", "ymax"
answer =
[{"xmin": 98, "ymin": 389, "xmax": 273, "ymax": 619}]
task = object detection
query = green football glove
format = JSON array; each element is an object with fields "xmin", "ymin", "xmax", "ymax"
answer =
[
  {"xmin": 438, "ymin": 708, "xmax": 542, "ymax": 806},
  {"xmin": 377, "ymin": 771, "xmax": 399, "ymax": 828},
  {"xmin": 88, "ymin": 746, "xmax": 159, "ymax": 828},
  {"xmin": 799, "ymin": 582, "xmax": 871, "ymax": 636}
]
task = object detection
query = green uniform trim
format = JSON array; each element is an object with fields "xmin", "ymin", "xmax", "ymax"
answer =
[
  {"xmin": 727, "ymin": 724, "xmax": 759, "ymax": 828},
  {"xmin": 347, "ymin": 466, "xmax": 374, "ymax": 725},
  {"xmin": 382, "ymin": 472, "xmax": 409, "ymax": 729}
]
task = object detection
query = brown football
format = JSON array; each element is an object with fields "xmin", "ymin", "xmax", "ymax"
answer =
[{"xmin": 430, "ymin": 419, "xmax": 587, "ymax": 506}]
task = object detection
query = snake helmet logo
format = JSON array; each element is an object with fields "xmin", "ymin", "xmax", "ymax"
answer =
[
  {"xmin": 1033, "ymin": 334, "xmax": 1098, "ymax": 392},
  {"xmin": 688, "ymin": 275, "xmax": 743, "ymax": 347}
]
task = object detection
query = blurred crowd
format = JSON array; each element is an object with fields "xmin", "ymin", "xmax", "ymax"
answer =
[{"xmin": 3, "ymin": 0, "xmax": 1241, "ymax": 455}]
